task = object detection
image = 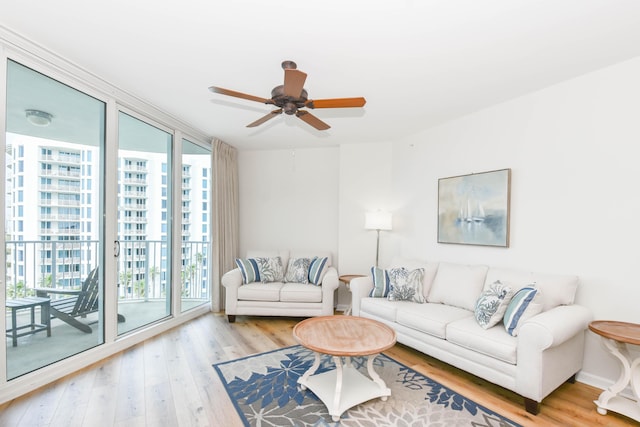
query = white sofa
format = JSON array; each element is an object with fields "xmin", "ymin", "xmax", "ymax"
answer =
[
  {"xmin": 221, "ymin": 250, "xmax": 339, "ymax": 323},
  {"xmin": 350, "ymin": 258, "xmax": 593, "ymax": 415}
]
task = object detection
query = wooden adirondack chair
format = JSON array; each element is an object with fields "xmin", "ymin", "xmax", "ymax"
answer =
[{"xmin": 35, "ymin": 267, "xmax": 125, "ymax": 333}]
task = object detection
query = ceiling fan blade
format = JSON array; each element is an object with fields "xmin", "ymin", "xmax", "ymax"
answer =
[
  {"xmin": 283, "ymin": 69, "xmax": 307, "ymax": 98},
  {"xmin": 246, "ymin": 109, "xmax": 283, "ymax": 128},
  {"xmin": 209, "ymin": 86, "xmax": 272, "ymax": 104},
  {"xmin": 305, "ymin": 97, "xmax": 366, "ymax": 109},
  {"xmin": 296, "ymin": 110, "xmax": 331, "ymax": 131}
]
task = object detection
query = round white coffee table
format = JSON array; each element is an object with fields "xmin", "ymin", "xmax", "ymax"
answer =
[{"xmin": 292, "ymin": 315, "xmax": 396, "ymax": 422}]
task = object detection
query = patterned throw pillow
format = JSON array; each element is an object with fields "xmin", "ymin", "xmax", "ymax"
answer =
[
  {"xmin": 284, "ymin": 257, "xmax": 312, "ymax": 284},
  {"xmin": 474, "ymin": 280, "xmax": 514, "ymax": 329},
  {"xmin": 254, "ymin": 257, "xmax": 284, "ymax": 283},
  {"xmin": 369, "ymin": 267, "xmax": 391, "ymax": 297},
  {"xmin": 308, "ymin": 257, "xmax": 329, "ymax": 285},
  {"xmin": 387, "ymin": 267, "xmax": 426, "ymax": 303},
  {"xmin": 235, "ymin": 258, "xmax": 260, "ymax": 284},
  {"xmin": 503, "ymin": 285, "xmax": 543, "ymax": 336}
]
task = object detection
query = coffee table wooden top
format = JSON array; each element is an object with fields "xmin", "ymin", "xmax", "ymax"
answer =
[
  {"xmin": 589, "ymin": 320, "xmax": 640, "ymax": 345},
  {"xmin": 293, "ymin": 316, "xmax": 396, "ymax": 357}
]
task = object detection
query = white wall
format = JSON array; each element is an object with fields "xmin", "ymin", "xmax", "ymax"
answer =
[
  {"xmin": 237, "ymin": 56, "xmax": 640, "ymax": 390},
  {"xmin": 237, "ymin": 147, "xmax": 340, "ymax": 258}
]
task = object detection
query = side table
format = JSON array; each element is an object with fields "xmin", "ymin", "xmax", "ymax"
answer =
[
  {"xmin": 6, "ymin": 297, "xmax": 52, "ymax": 347},
  {"xmin": 339, "ymin": 274, "xmax": 365, "ymax": 316},
  {"xmin": 589, "ymin": 320, "xmax": 640, "ymax": 422}
]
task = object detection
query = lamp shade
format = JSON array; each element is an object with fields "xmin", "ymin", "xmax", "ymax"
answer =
[{"xmin": 365, "ymin": 211, "xmax": 392, "ymax": 231}]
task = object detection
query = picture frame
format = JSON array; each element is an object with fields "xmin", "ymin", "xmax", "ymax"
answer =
[{"xmin": 438, "ymin": 168, "xmax": 511, "ymax": 247}]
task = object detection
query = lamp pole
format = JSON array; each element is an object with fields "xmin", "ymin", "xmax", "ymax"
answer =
[{"xmin": 375, "ymin": 229, "xmax": 381, "ymax": 267}]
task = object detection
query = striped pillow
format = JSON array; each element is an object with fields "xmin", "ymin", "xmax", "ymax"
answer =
[
  {"xmin": 503, "ymin": 285, "xmax": 543, "ymax": 336},
  {"xmin": 235, "ymin": 258, "xmax": 260, "ymax": 284},
  {"xmin": 369, "ymin": 267, "xmax": 391, "ymax": 297},
  {"xmin": 308, "ymin": 257, "xmax": 328, "ymax": 285}
]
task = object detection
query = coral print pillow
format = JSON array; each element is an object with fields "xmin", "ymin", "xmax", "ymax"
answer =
[
  {"xmin": 474, "ymin": 280, "xmax": 514, "ymax": 329},
  {"xmin": 387, "ymin": 267, "xmax": 426, "ymax": 303},
  {"xmin": 284, "ymin": 257, "xmax": 313, "ymax": 284},
  {"xmin": 255, "ymin": 257, "xmax": 284, "ymax": 283}
]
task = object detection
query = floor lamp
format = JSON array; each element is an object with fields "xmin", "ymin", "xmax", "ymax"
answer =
[{"xmin": 365, "ymin": 211, "xmax": 393, "ymax": 267}]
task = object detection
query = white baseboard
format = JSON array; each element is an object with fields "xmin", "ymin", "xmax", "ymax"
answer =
[{"xmin": 577, "ymin": 371, "xmax": 634, "ymax": 400}]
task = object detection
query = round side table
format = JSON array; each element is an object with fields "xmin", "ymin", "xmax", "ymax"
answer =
[
  {"xmin": 339, "ymin": 274, "xmax": 365, "ymax": 316},
  {"xmin": 589, "ymin": 320, "xmax": 640, "ymax": 422}
]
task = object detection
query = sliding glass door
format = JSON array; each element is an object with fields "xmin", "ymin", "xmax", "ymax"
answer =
[
  {"xmin": 116, "ymin": 112, "xmax": 172, "ymax": 335},
  {"xmin": 180, "ymin": 139, "xmax": 211, "ymax": 312},
  {"xmin": 4, "ymin": 60, "xmax": 105, "ymax": 379}
]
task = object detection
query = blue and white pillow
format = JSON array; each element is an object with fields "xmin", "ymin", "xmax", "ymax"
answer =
[
  {"xmin": 474, "ymin": 280, "xmax": 514, "ymax": 329},
  {"xmin": 254, "ymin": 257, "xmax": 284, "ymax": 283},
  {"xmin": 284, "ymin": 257, "xmax": 313, "ymax": 284},
  {"xmin": 503, "ymin": 285, "xmax": 543, "ymax": 336},
  {"xmin": 369, "ymin": 267, "xmax": 391, "ymax": 297},
  {"xmin": 308, "ymin": 257, "xmax": 329, "ymax": 285},
  {"xmin": 235, "ymin": 258, "xmax": 260, "ymax": 284},
  {"xmin": 387, "ymin": 267, "xmax": 426, "ymax": 303}
]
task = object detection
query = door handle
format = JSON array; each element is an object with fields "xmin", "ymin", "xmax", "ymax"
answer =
[{"xmin": 114, "ymin": 240, "xmax": 120, "ymax": 257}]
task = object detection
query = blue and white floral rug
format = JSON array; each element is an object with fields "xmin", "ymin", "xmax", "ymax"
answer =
[{"xmin": 213, "ymin": 345, "xmax": 521, "ymax": 426}]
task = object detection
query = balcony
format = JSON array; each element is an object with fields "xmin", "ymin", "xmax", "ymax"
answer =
[{"xmin": 5, "ymin": 239, "xmax": 211, "ymax": 380}]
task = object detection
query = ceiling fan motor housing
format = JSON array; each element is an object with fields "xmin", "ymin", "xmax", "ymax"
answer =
[{"xmin": 271, "ymin": 85, "xmax": 308, "ymax": 114}]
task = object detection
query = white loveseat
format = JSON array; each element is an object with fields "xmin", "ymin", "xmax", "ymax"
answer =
[
  {"xmin": 350, "ymin": 258, "xmax": 593, "ymax": 415},
  {"xmin": 222, "ymin": 250, "xmax": 339, "ymax": 323}
]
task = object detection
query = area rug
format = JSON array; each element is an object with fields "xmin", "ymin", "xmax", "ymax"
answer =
[{"xmin": 213, "ymin": 345, "xmax": 521, "ymax": 426}]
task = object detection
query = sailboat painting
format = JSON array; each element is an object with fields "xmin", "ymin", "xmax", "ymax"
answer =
[{"xmin": 438, "ymin": 169, "xmax": 511, "ymax": 247}]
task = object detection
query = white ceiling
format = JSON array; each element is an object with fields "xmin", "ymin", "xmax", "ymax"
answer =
[{"xmin": 2, "ymin": 0, "xmax": 640, "ymax": 151}]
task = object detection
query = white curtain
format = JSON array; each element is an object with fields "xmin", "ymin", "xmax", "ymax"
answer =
[{"xmin": 211, "ymin": 138, "xmax": 239, "ymax": 311}]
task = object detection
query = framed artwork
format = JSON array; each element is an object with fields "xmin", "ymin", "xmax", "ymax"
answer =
[{"xmin": 438, "ymin": 168, "xmax": 511, "ymax": 247}]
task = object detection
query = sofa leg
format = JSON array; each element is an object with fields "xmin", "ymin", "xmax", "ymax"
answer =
[
  {"xmin": 524, "ymin": 398, "xmax": 540, "ymax": 415},
  {"xmin": 567, "ymin": 373, "xmax": 576, "ymax": 384},
  {"xmin": 227, "ymin": 315, "xmax": 236, "ymax": 323}
]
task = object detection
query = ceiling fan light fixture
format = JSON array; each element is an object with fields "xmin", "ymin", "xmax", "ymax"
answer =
[{"xmin": 25, "ymin": 109, "xmax": 53, "ymax": 127}]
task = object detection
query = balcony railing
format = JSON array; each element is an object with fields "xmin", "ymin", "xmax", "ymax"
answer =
[{"xmin": 5, "ymin": 239, "xmax": 211, "ymax": 301}]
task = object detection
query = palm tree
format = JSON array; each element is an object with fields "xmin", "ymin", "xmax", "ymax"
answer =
[
  {"xmin": 119, "ymin": 270, "xmax": 132, "ymax": 297},
  {"xmin": 149, "ymin": 266, "xmax": 159, "ymax": 297}
]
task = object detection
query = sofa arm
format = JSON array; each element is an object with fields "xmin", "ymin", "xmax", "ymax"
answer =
[
  {"xmin": 349, "ymin": 276, "xmax": 374, "ymax": 317},
  {"xmin": 518, "ymin": 305, "xmax": 593, "ymax": 350},
  {"xmin": 221, "ymin": 268, "xmax": 243, "ymax": 315},
  {"xmin": 320, "ymin": 267, "xmax": 340, "ymax": 313}
]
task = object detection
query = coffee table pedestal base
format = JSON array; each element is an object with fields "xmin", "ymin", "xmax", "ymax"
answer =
[{"xmin": 298, "ymin": 353, "xmax": 390, "ymax": 422}]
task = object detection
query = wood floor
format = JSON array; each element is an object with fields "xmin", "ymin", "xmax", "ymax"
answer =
[{"xmin": 0, "ymin": 312, "xmax": 636, "ymax": 426}]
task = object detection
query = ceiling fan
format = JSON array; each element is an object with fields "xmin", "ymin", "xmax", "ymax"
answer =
[{"xmin": 209, "ymin": 60, "xmax": 366, "ymax": 131}]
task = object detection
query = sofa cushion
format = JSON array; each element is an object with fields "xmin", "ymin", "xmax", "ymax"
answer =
[
  {"xmin": 474, "ymin": 280, "xmax": 514, "ymax": 329},
  {"xmin": 284, "ymin": 257, "xmax": 313, "ymax": 284},
  {"xmin": 387, "ymin": 267, "xmax": 426, "ymax": 303},
  {"xmin": 503, "ymin": 286, "xmax": 543, "ymax": 336},
  {"xmin": 427, "ymin": 262, "xmax": 488, "ymax": 311},
  {"xmin": 279, "ymin": 283, "xmax": 323, "ymax": 303},
  {"xmin": 446, "ymin": 316, "xmax": 518, "ymax": 365},
  {"xmin": 360, "ymin": 297, "xmax": 402, "ymax": 322},
  {"xmin": 369, "ymin": 267, "xmax": 391, "ymax": 297},
  {"xmin": 235, "ymin": 258, "xmax": 260, "ymax": 284},
  {"xmin": 308, "ymin": 256, "xmax": 329, "ymax": 285},
  {"xmin": 237, "ymin": 282, "xmax": 283, "ymax": 301},
  {"xmin": 396, "ymin": 303, "xmax": 473, "ymax": 339},
  {"xmin": 484, "ymin": 267, "xmax": 578, "ymax": 312}
]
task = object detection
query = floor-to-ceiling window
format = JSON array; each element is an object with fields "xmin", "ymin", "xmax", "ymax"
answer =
[
  {"xmin": 116, "ymin": 111, "xmax": 172, "ymax": 335},
  {"xmin": 4, "ymin": 60, "xmax": 105, "ymax": 379},
  {"xmin": 1, "ymin": 42, "xmax": 213, "ymax": 402},
  {"xmin": 181, "ymin": 139, "xmax": 211, "ymax": 312}
]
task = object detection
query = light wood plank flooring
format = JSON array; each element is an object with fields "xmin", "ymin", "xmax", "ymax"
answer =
[{"xmin": 0, "ymin": 313, "xmax": 636, "ymax": 426}]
